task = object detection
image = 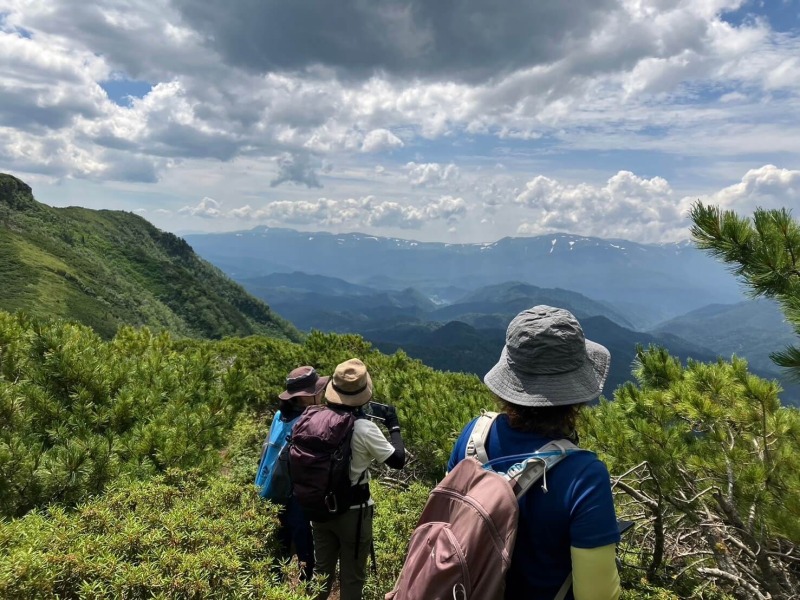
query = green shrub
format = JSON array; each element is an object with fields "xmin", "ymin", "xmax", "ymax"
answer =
[
  {"xmin": 0, "ymin": 314, "xmax": 252, "ymax": 517},
  {"xmin": 0, "ymin": 470, "xmax": 314, "ymax": 599}
]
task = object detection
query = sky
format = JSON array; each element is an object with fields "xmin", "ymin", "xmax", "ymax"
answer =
[{"xmin": 1, "ymin": 0, "xmax": 800, "ymax": 244}]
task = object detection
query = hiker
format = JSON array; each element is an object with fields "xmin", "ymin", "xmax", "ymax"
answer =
[
  {"xmin": 307, "ymin": 358, "xmax": 406, "ymax": 600},
  {"xmin": 447, "ymin": 306, "xmax": 621, "ymax": 600},
  {"xmin": 264, "ymin": 366, "xmax": 329, "ymax": 580}
]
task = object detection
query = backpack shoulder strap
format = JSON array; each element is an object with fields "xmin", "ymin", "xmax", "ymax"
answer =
[
  {"xmin": 507, "ymin": 439, "xmax": 582, "ymax": 499},
  {"xmin": 465, "ymin": 410, "xmax": 498, "ymax": 464}
]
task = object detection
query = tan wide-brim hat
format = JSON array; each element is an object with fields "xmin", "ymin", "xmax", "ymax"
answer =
[{"xmin": 325, "ymin": 358, "xmax": 373, "ymax": 407}]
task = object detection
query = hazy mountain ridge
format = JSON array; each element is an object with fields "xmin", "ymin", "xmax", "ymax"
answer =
[
  {"xmin": 0, "ymin": 174, "xmax": 299, "ymax": 341},
  {"xmin": 231, "ymin": 266, "xmax": 799, "ymax": 405},
  {"xmin": 651, "ymin": 299, "xmax": 796, "ymax": 376},
  {"xmin": 238, "ymin": 274, "xmax": 636, "ymax": 333},
  {"xmin": 185, "ymin": 226, "xmax": 744, "ymax": 327},
  {"xmin": 365, "ymin": 315, "xmax": 726, "ymax": 400},
  {"xmin": 229, "ymin": 267, "xmax": 797, "ymax": 401},
  {"xmin": 431, "ymin": 281, "xmax": 635, "ymax": 329}
]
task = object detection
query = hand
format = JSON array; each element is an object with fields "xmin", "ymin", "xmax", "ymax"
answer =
[{"xmin": 383, "ymin": 404, "xmax": 400, "ymax": 431}]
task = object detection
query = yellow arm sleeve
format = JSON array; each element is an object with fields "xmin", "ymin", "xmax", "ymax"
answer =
[{"xmin": 570, "ymin": 544, "xmax": 620, "ymax": 600}]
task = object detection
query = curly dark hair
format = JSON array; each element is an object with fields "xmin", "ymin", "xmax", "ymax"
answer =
[{"xmin": 497, "ymin": 397, "xmax": 584, "ymax": 441}]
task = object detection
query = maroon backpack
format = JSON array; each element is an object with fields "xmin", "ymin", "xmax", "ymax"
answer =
[
  {"xmin": 288, "ymin": 404, "xmax": 360, "ymax": 522},
  {"xmin": 385, "ymin": 412, "xmax": 580, "ymax": 600}
]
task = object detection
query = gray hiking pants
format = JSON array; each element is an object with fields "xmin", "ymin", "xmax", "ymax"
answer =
[{"xmin": 311, "ymin": 505, "xmax": 373, "ymax": 600}]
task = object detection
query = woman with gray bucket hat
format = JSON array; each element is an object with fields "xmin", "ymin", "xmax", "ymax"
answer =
[{"xmin": 448, "ymin": 306, "xmax": 621, "ymax": 600}]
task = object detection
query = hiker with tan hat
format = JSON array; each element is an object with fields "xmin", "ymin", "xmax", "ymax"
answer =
[
  {"xmin": 288, "ymin": 358, "xmax": 406, "ymax": 600},
  {"xmin": 445, "ymin": 306, "xmax": 621, "ymax": 600},
  {"xmin": 256, "ymin": 366, "xmax": 329, "ymax": 581}
]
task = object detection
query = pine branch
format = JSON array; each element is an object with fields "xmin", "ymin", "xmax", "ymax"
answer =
[{"xmin": 697, "ymin": 568, "xmax": 769, "ymax": 600}]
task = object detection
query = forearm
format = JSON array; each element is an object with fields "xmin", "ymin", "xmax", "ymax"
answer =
[
  {"xmin": 383, "ymin": 429, "xmax": 406, "ymax": 469},
  {"xmin": 571, "ymin": 544, "xmax": 620, "ymax": 600}
]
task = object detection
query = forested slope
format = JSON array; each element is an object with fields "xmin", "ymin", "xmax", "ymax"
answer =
[{"xmin": 0, "ymin": 174, "xmax": 299, "ymax": 341}]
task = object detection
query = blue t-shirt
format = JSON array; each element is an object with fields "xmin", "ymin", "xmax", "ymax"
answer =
[{"xmin": 447, "ymin": 414, "xmax": 620, "ymax": 600}]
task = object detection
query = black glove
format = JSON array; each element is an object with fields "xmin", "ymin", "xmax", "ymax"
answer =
[{"xmin": 383, "ymin": 404, "xmax": 400, "ymax": 432}]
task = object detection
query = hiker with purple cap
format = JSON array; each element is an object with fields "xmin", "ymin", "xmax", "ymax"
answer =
[
  {"xmin": 447, "ymin": 306, "xmax": 621, "ymax": 600},
  {"xmin": 260, "ymin": 366, "xmax": 329, "ymax": 581}
]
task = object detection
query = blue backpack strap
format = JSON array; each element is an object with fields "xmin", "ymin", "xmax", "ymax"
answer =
[
  {"xmin": 501, "ymin": 439, "xmax": 582, "ymax": 498},
  {"xmin": 495, "ymin": 439, "xmax": 582, "ymax": 600},
  {"xmin": 465, "ymin": 410, "xmax": 498, "ymax": 464}
]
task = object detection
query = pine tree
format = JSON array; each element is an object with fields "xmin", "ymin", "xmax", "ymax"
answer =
[
  {"xmin": 690, "ymin": 203, "xmax": 800, "ymax": 379},
  {"xmin": 583, "ymin": 346, "xmax": 800, "ymax": 599}
]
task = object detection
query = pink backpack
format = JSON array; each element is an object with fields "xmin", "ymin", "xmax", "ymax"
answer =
[{"xmin": 385, "ymin": 412, "xmax": 581, "ymax": 600}]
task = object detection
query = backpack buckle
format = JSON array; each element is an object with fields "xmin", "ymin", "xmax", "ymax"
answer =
[{"xmin": 324, "ymin": 493, "xmax": 338, "ymax": 513}]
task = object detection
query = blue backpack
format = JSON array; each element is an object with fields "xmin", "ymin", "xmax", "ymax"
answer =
[{"xmin": 255, "ymin": 410, "xmax": 297, "ymax": 502}]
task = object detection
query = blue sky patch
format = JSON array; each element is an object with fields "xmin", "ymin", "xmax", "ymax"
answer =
[
  {"xmin": 722, "ymin": 0, "xmax": 800, "ymax": 33},
  {"xmin": 100, "ymin": 79, "xmax": 153, "ymax": 106}
]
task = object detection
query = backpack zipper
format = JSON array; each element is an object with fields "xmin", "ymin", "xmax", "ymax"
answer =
[{"xmin": 442, "ymin": 525, "xmax": 471, "ymax": 599}]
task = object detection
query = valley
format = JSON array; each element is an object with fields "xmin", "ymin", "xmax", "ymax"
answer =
[{"xmin": 185, "ymin": 227, "xmax": 799, "ymax": 406}]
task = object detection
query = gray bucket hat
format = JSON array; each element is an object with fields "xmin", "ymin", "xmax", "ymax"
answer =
[{"xmin": 484, "ymin": 305, "xmax": 610, "ymax": 406}]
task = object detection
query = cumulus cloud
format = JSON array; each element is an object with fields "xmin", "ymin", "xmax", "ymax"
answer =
[
  {"xmin": 691, "ymin": 164, "xmax": 800, "ymax": 212},
  {"xmin": 361, "ymin": 129, "xmax": 404, "ymax": 153},
  {"xmin": 3, "ymin": 0, "xmax": 800, "ymax": 245},
  {"xmin": 4, "ymin": 0, "xmax": 800, "ymax": 182},
  {"xmin": 179, "ymin": 196, "xmax": 222, "ymax": 218},
  {"xmin": 515, "ymin": 170, "xmax": 685, "ymax": 242},
  {"xmin": 406, "ymin": 162, "xmax": 460, "ymax": 187},
  {"xmin": 424, "ymin": 195, "xmax": 467, "ymax": 220},
  {"xmin": 226, "ymin": 194, "xmax": 467, "ymax": 230}
]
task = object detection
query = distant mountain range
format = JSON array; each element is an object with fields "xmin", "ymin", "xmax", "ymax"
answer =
[
  {"xmin": 366, "ymin": 307, "xmax": 798, "ymax": 405},
  {"xmin": 239, "ymin": 274, "xmax": 633, "ymax": 332},
  {"xmin": 0, "ymin": 174, "xmax": 299, "ymax": 341},
  {"xmin": 232, "ymin": 267, "xmax": 799, "ymax": 406},
  {"xmin": 185, "ymin": 226, "xmax": 745, "ymax": 328},
  {"xmin": 368, "ymin": 315, "xmax": 722, "ymax": 400}
]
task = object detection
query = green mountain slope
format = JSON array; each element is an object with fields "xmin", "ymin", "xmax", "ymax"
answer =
[
  {"xmin": 651, "ymin": 299, "xmax": 795, "ymax": 375},
  {"xmin": 240, "ymin": 271, "xmax": 437, "ymax": 333},
  {"xmin": 0, "ymin": 174, "xmax": 300, "ymax": 340}
]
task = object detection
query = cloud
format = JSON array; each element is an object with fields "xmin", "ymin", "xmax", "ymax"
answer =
[
  {"xmin": 365, "ymin": 201, "xmax": 424, "ymax": 228},
  {"xmin": 171, "ymin": 0, "xmax": 614, "ymax": 83},
  {"xmin": 178, "ymin": 196, "xmax": 222, "ymax": 218},
  {"xmin": 406, "ymin": 162, "xmax": 459, "ymax": 186},
  {"xmin": 4, "ymin": 0, "xmax": 799, "ymax": 182},
  {"xmin": 515, "ymin": 170, "xmax": 685, "ymax": 242},
  {"xmin": 692, "ymin": 164, "xmax": 800, "ymax": 212},
  {"xmin": 270, "ymin": 152, "xmax": 323, "ymax": 188},
  {"xmin": 229, "ymin": 205, "xmax": 255, "ymax": 219},
  {"xmin": 2, "ymin": 0, "xmax": 800, "ymax": 247},
  {"xmin": 361, "ymin": 129, "xmax": 404, "ymax": 153},
  {"xmin": 424, "ymin": 195, "xmax": 467, "ymax": 220},
  {"xmin": 227, "ymin": 194, "xmax": 467, "ymax": 230}
]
